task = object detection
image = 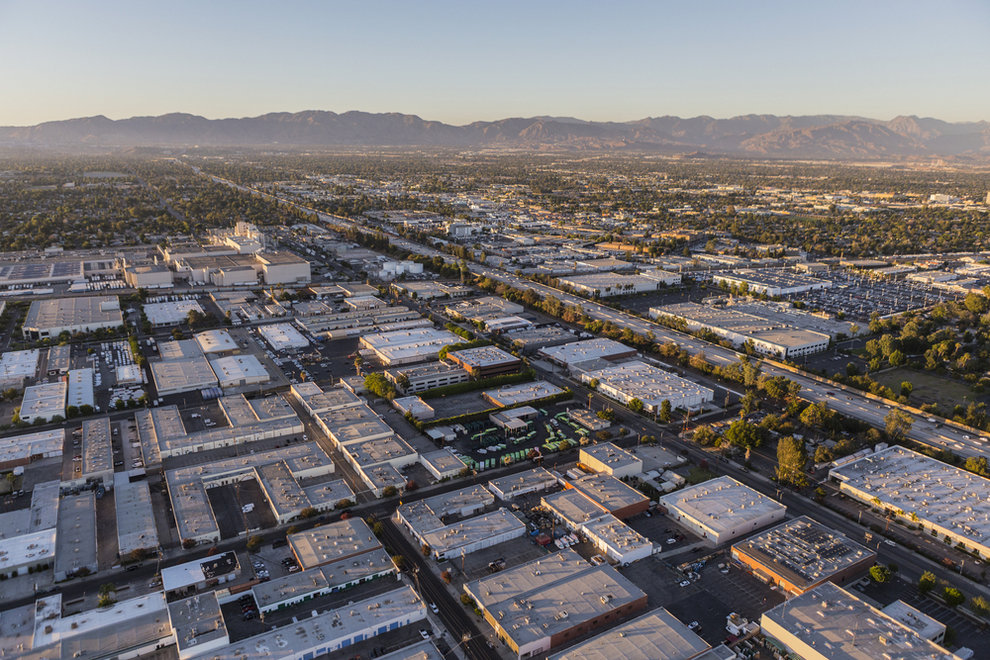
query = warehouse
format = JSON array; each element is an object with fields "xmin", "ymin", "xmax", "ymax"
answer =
[
  {"xmin": 569, "ymin": 473, "xmax": 650, "ymax": 519},
  {"xmin": 445, "ymin": 296, "xmax": 524, "ymax": 323},
  {"xmin": 22, "ymin": 295, "xmax": 123, "ymax": 339},
  {"xmin": 507, "ymin": 325, "xmax": 577, "ymax": 353},
  {"xmin": 482, "ymin": 380, "xmax": 565, "ymax": 407},
  {"xmin": 488, "ymin": 467, "xmax": 559, "ymax": 501},
  {"xmin": 582, "ymin": 515, "xmax": 654, "ymax": 565},
  {"xmin": 18, "ymin": 381, "xmax": 66, "ymax": 424},
  {"xmin": 290, "ymin": 381, "xmax": 364, "ymax": 415},
  {"xmin": 446, "ymin": 345, "xmax": 522, "ymax": 377},
  {"xmin": 712, "ymin": 269, "xmax": 830, "ymax": 296},
  {"xmin": 0, "ymin": 528, "xmax": 56, "ymax": 578},
  {"xmin": 0, "ymin": 428, "xmax": 63, "ymax": 469},
  {"xmin": 209, "ymin": 354, "xmax": 270, "ymax": 388},
  {"xmin": 882, "ymin": 600, "xmax": 947, "ymax": 645},
  {"xmin": 214, "ymin": 586, "xmax": 426, "ymax": 659},
  {"xmin": 161, "ymin": 551, "xmax": 240, "ymax": 595},
  {"xmin": 464, "ymin": 548, "xmax": 648, "ymax": 659},
  {"xmin": 66, "ymin": 367, "xmax": 95, "ymax": 411},
  {"xmin": 113, "ymin": 473, "xmax": 158, "ymax": 559},
  {"xmin": 360, "ymin": 327, "xmax": 460, "ymax": 366},
  {"xmin": 45, "ymin": 344, "xmax": 71, "ymax": 375},
  {"xmin": 287, "ymin": 517, "xmax": 383, "ymax": 570},
  {"xmin": 123, "ymin": 263, "xmax": 173, "ymax": 288},
  {"xmin": 397, "ymin": 484, "xmax": 496, "ymax": 540},
  {"xmin": 421, "ymin": 508, "xmax": 527, "ymax": 560},
  {"xmin": 650, "ymin": 302, "xmax": 831, "ymax": 359},
  {"xmin": 829, "ymin": 445, "xmax": 990, "ymax": 559},
  {"xmin": 578, "ymin": 360, "xmax": 714, "ymax": 412},
  {"xmin": 168, "ymin": 592, "xmax": 230, "ymax": 659},
  {"xmin": 149, "ymin": 353, "xmax": 218, "ymax": 396},
  {"xmin": 760, "ymin": 582, "xmax": 954, "ymax": 660},
  {"xmin": 384, "ymin": 361, "xmax": 470, "ymax": 394},
  {"xmin": 73, "ymin": 416, "xmax": 113, "ymax": 487},
  {"xmin": 252, "ymin": 548, "xmax": 398, "ymax": 616},
  {"xmin": 193, "ymin": 329, "xmax": 238, "ymax": 354},
  {"xmin": 392, "ymin": 395, "xmax": 435, "ymax": 420},
  {"xmin": 730, "ymin": 516, "xmax": 875, "ymax": 596},
  {"xmin": 484, "ymin": 315, "xmax": 533, "ymax": 333},
  {"xmin": 54, "ymin": 492, "xmax": 98, "ymax": 581},
  {"xmin": 142, "ymin": 299, "xmax": 204, "ymax": 326},
  {"xmin": 543, "ymin": 489, "xmax": 609, "ymax": 530},
  {"xmin": 579, "ymin": 443, "xmax": 642, "ymax": 479},
  {"xmin": 547, "ymin": 608, "xmax": 710, "ymax": 660},
  {"xmin": 258, "ymin": 321, "xmax": 310, "ymax": 351},
  {"xmin": 0, "ymin": 348, "xmax": 39, "ymax": 388},
  {"xmin": 539, "ymin": 338, "xmax": 637, "ymax": 370},
  {"xmin": 419, "ymin": 449, "xmax": 467, "ymax": 480},
  {"xmin": 165, "ymin": 443, "xmax": 332, "ymax": 544},
  {"xmin": 558, "ymin": 271, "xmax": 680, "ymax": 297},
  {"xmin": 659, "ymin": 476, "xmax": 786, "ymax": 545},
  {"xmin": 256, "ymin": 250, "xmax": 311, "ymax": 284}
]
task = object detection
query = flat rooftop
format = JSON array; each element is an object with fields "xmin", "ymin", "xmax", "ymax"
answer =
[
  {"xmin": 583, "ymin": 515, "xmax": 653, "ymax": 556},
  {"xmin": 422, "ymin": 508, "xmax": 526, "ymax": 557},
  {"xmin": 258, "ymin": 322, "xmax": 309, "ymax": 350},
  {"xmin": 168, "ymin": 591, "xmax": 228, "ymax": 656},
  {"xmin": 653, "ymin": 302, "xmax": 830, "ymax": 349},
  {"xmin": 215, "ymin": 586, "xmax": 424, "ymax": 659},
  {"xmin": 378, "ymin": 640, "xmax": 444, "ymax": 660},
  {"xmin": 465, "ymin": 548, "xmax": 647, "ymax": 650},
  {"xmin": 143, "ymin": 299, "xmax": 203, "ymax": 325},
  {"xmin": 0, "ymin": 348, "xmax": 39, "ymax": 382},
  {"xmin": 570, "ymin": 473, "xmax": 650, "ymax": 513},
  {"xmin": 81, "ymin": 416, "xmax": 113, "ymax": 477},
  {"xmin": 447, "ymin": 345, "xmax": 521, "ymax": 369},
  {"xmin": 344, "ymin": 434, "xmax": 417, "ymax": 468},
  {"xmin": 659, "ymin": 476, "xmax": 786, "ymax": 539},
  {"xmin": 253, "ymin": 547, "xmax": 396, "ymax": 610},
  {"xmin": 361, "ymin": 326, "xmax": 459, "ymax": 350},
  {"xmin": 830, "ymin": 446, "xmax": 990, "ymax": 549},
  {"xmin": 761, "ymin": 582, "xmax": 954, "ymax": 660},
  {"xmin": 292, "ymin": 381, "xmax": 364, "ymax": 414},
  {"xmin": 209, "ymin": 353, "xmax": 270, "ymax": 384},
  {"xmin": 506, "ymin": 325, "xmax": 577, "ymax": 350},
  {"xmin": 488, "ymin": 467, "xmax": 559, "ymax": 500},
  {"xmin": 113, "ymin": 474, "xmax": 158, "ymax": 556},
  {"xmin": 161, "ymin": 551, "xmax": 238, "ymax": 592},
  {"xmin": 539, "ymin": 338, "xmax": 636, "ymax": 366},
  {"xmin": 54, "ymin": 492, "xmax": 97, "ymax": 578},
  {"xmin": 288, "ymin": 517, "xmax": 382, "ymax": 570},
  {"xmin": 194, "ymin": 329, "xmax": 238, "ymax": 354},
  {"xmin": 0, "ymin": 527, "xmax": 56, "ymax": 573},
  {"xmin": 580, "ymin": 442, "xmax": 641, "ymax": 472},
  {"xmin": 19, "ymin": 381, "xmax": 66, "ymax": 421},
  {"xmin": 317, "ymin": 403, "xmax": 397, "ymax": 445},
  {"xmin": 483, "ymin": 380, "xmax": 565, "ymax": 406},
  {"xmin": 420, "ymin": 448, "xmax": 467, "ymax": 475},
  {"xmin": 732, "ymin": 516, "xmax": 875, "ymax": 591},
  {"xmin": 580, "ymin": 360, "xmax": 714, "ymax": 407},
  {"xmin": 0, "ymin": 428, "xmax": 63, "ymax": 466},
  {"xmin": 399, "ymin": 484, "xmax": 495, "ymax": 534},
  {"xmin": 547, "ymin": 607, "xmax": 709, "ymax": 660},
  {"xmin": 23, "ymin": 295, "xmax": 122, "ymax": 331},
  {"xmin": 149, "ymin": 353, "xmax": 218, "ymax": 393},
  {"xmin": 543, "ymin": 488, "xmax": 609, "ymax": 527}
]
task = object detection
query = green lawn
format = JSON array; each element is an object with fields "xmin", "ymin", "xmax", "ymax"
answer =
[{"xmin": 873, "ymin": 367, "xmax": 984, "ymax": 410}]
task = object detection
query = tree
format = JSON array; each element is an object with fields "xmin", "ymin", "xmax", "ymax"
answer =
[
  {"xmin": 299, "ymin": 507, "xmax": 317, "ymax": 519},
  {"xmin": 723, "ymin": 419, "xmax": 762, "ymax": 449},
  {"xmin": 382, "ymin": 485, "xmax": 398, "ymax": 498},
  {"xmin": 246, "ymin": 535, "xmax": 263, "ymax": 551},
  {"xmin": 181, "ymin": 538, "xmax": 196, "ymax": 550},
  {"xmin": 776, "ymin": 436, "xmax": 808, "ymax": 487},
  {"xmin": 884, "ymin": 409, "xmax": 913, "ymax": 442},
  {"xmin": 800, "ymin": 402, "xmax": 830, "ymax": 429},
  {"xmin": 596, "ymin": 408, "xmax": 616, "ymax": 422},
  {"xmin": 659, "ymin": 399, "xmax": 672, "ymax": 423},
  {"xmin": 869, "ymin": 564, "xmax": 891, "ymax": 583},
  {"xmin": 944, "ymin": 587, "xmax": 965, "ymax": 607},
  {"xmin": 964, "ymin": 456, "xmax": 989, "ymax": 477},
  {"xmin": 693, "ymin": 425, "xmax": 717, "ymax": 446},
  {"xmin": 919, "ymin": 571, "xmax": 937, "ymax": 594},
  {"xmin": 364, "ymin": 373, "xmax": 396, "ymax": 399},
  {"xmin": 627, "ymin": 398, "xmax": 644, "ymax": 413},
  {"xmin": 740, "ymin": 389, "xmax": 760, "ymax": 417},
  {"xmin": 900, "ymin": 381, "xmax": 913, "ymax": 398}
]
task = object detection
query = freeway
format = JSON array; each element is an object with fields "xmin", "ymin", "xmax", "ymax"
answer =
[{"xmin": 197, "ymin": 166, "xmax": 990, "ymax": 460}]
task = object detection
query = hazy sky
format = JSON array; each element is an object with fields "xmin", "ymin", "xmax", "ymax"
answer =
[{"xmin": 2, "ymin": 0, "xmax": 988, "ymax": 126}]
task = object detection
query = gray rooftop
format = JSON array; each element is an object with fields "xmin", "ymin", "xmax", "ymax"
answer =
[{"xmin": 548, "ymin": 607, "xmax": 709, "ymax": 660}]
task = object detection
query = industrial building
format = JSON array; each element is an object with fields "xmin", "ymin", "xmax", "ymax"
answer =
[
  {"xmin": 507, "ymin": 325, "xmax": 578, "ymax": 353},
  {"xmin": 392, "ymin": 395, "xmax": 435, "ymax": 420},
  {"xmin": 18, "ymin": 380, "xmax": 66, "ymax": 423},
  {"xmin": 252, "ymin": 548, "xmax": 398, "ymax": 616},
  {"xmin": 829, "ymin": 445, "xmax": 990, "ymax": 559},
  {"xmin": 385, "ymin": 361, "xmax": 470, "ymax": 394},
  {"xmin": 547, "ymin": 607, "xmax": 710, "ymax": 660},
  {"xmin": 113, "ymin": 472, "xmax": 159, "ymax": 558},
  {"xmin": 0, "ymin": 428, "xmax": 63, "ymax": 469},
  {"xmin": 164, "ymin": 442, "xmax": 335, "ymax": 544},
  {"xmin": 397, "ymin": 484, "xmax": 495, "ymax": 538},
  {"xmin": 579, "ymin": 360, "xmax": 714, "ymax": 412},
  {"xmin": 0, "ymin": 348, "xmax": 39, "ymax": 388},
  {"xmin": 539, "ymin": 338, "xmax": 638, "ymax": 370},
  {"xmin": 464, "ymin": 548, "xmax": 648, "ymax": 659},
  {"xmin": 482, "ymin": 380, "xmax": 565, "ymax": 407},
  {"xmin": 287, "ymin": 517, "xmax": 383, "ymax": 570},
  {"xmin": 45, "ymin": 344, "xmax": 71, "ymax": 375},
  {"xmin": 490, "ymin": 406, "xmax": 539, "ymax": 432},
  {"xmin": 882, "ymin": 600, "xmax": 947, "ymax": 645},
  {"xmin": 123, "ymin": 263, "xmax": 174, "ymax": 288},
  {"xmin": 69, "ymin": 416, "xmax": 113, "ymax": 487},
  {"xmin": 543, "ymin": 489, "xmax": 610, "ymax": 530},
  {"xmin": 421, "ymin": 508, "xmax": 527, "ymax": 560},
  {"xmin": 136, "ymin": 393, "xmax": 304, "ymax": 461},
  {"xmin": 712, "ymin": 269, "xmax": 830, "ymax": 296},
  {"xmin": 193, "ymin": 329, "xmax": 238, "ymax": 354},
  {"xmin": 143, "ymin": 299, "xmax": 204, "ymax": 326},
  {"xmin": 650, "ymin": 302, "xmax": 831, "ymax": 358},
  {"xmin": 659, "ymin": 476, "xmax": 786, "ymax": 545},
  {"xmin": 66, "ymin": 367, "xmax": 95, "ymax": 411},
  {"xmin": 168, "ymin": 591, "xmax": 230, "ymax": 659},
  {"xmin": 161, "ymin": 551, "xmax": 240, "ymax": 595},
  {"xmin": 22, "ymin": 295, "xmax": 123, "ymax": 339},
  {"xmin": 446, "ymin": 345, "xmax": 522, "ymax": 377},
  {"xmin": 209, "ymin": 353, "xmax": 270, "ymax": 388},
  {"xmin": 568, "ymin": 473, "xmax": 650, "ymax": 519},
  {"xmin": 760, "ymin": 582, "xmax": 955, "ymax": 660},
  {"xmin": 558, "ymin": 271, "xmax": 681, "ymax": 297},
  {"xmin": 0, "ymin": 527, "xmax": 56, "ymax": 578},
  {"xmin": 360, "ymin": 327, "xmax": 460, "ymax": 366},
  {"xmin": 258, "ymin": 321, "xmax": 310, "ymax": 351},
  {"xmin": 579, "ymin": 443, "xmax": 643, "ymax": 478},
  {"xmin": 149, "ymin": 352, "xmax": 219, "ymax": 396},
  {"xmin": 213, "ymin": 586, "xmax": 426, "ymax": 660},
  {"xmin": 730, "ymin": 516, "xmax": 876, "ymax": 596},
  {"xmin": 54, "ymin": 492, "xmax": 98, "ymax": 581},
  {"xmin": 582, "ymin": 515, "xmax": 654, "ymax": 565},
  {"xmin": 256, "ymin": 250, "xmax": 311, "ymax": 284},
  {"xmin": 445, "ymin": 296, "xmax": 524, "ymax": 323},
  {"xmin": 419, "ymin": 448, "xmax": 467, "ymax": 480},
  {"xmin": 488, "ymin": 467, "xmax": 559, "ymax": 500}
]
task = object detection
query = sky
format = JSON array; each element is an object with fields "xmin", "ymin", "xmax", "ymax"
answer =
[{"xmin": 1, "ymin": 0, "xmax": 988, "ymax": 126}]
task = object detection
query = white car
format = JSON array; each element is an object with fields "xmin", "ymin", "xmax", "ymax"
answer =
[
  {"xmin": 679, "ymin": 580, "xmax": 691, "ymax": 588},
  {"xmin": 688, "ymin": 621, "xmax": 700, "ymax": 630},
  {"xmin": 430, "ymin": 602, "xmax": 439, "ymax": 614}
]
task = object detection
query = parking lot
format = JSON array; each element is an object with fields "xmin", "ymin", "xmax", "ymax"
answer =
[
  {"xmin": 789, "ymin": 271, "xmax": 956, "ymax": 321},
  {"xmin": 207, "ymin": 479, "xmax": 278, "ymax": 539}
]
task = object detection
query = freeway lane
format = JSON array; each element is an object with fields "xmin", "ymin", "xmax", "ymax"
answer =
[{"xmin": 199, "ymin": 165, "xmax": 990, "ymax": 460}]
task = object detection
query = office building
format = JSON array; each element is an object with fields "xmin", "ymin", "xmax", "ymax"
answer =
[
  {"xmin": 579, "ymin": 443, "xmax": 643, "ymax": 479},
  {"xmin": 385, "ymin": 361, "xmax": 470, "ymax": 394},
  {"xmin": 447, "ymin": 345, "xmax": 522, "ymax": 377},
  {"xmin": 539, "ymin": 339, "xmax": 637, "ymax": 370}
]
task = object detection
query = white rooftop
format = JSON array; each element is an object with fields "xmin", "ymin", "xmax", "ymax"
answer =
[
  {"xmin": 660, "ymin": 476, "xmax": 786, "ymax": 539},
  {"xmin": 548, "ymin": 607, "xmax": 709, "ymax": 660}
]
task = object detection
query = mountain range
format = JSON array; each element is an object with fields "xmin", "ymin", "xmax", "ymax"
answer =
[{"xmin": 2, "ymin": 111, "xmax": 989, "ymax": 161}]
